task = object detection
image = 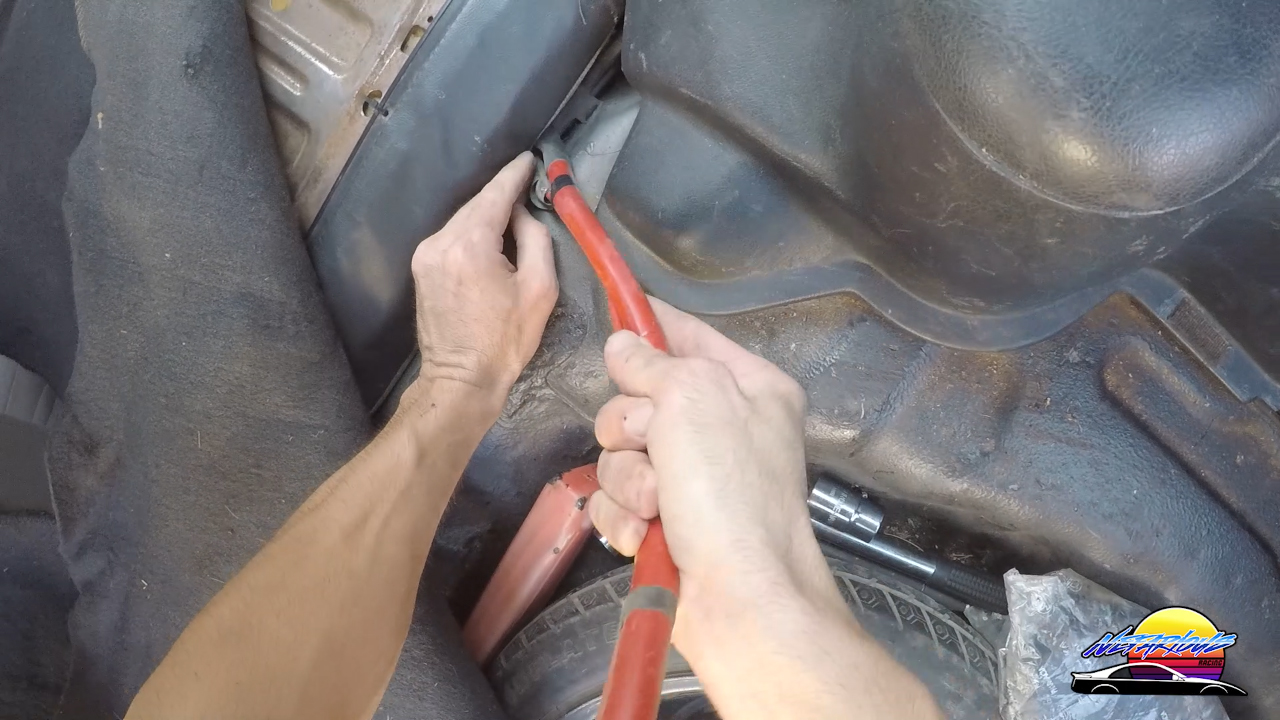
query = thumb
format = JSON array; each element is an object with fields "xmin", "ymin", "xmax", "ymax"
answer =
[{"xmin": 604, "ymin": 330, "xmax": 675, "ymax": 398}]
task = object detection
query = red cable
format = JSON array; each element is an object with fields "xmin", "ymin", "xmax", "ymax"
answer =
[{"xmin": 547, "ymin": 158, "xmax": 680, "ymax": 720}]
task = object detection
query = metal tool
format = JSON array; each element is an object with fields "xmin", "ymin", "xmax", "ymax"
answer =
[
  {"xmin": 808, "ymin": 477, "xmax": 885, "ymax": 542},
  {"xmin": 808, "ymin": 477, "xmax": 1009, "ymax": 614}
]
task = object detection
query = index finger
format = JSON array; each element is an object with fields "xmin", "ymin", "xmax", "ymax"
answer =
[{"xmin": 445, "ymin": 151, "xmax": 537, "ymax": 240}]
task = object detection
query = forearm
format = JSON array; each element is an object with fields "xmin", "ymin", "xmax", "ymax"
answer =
[
  {"xmin": 679, "ymin": 537, "xmax": 943, "ymax": 720},
  {"xmin": 127, "ymin": 380, "xmax": 501, "ymax": 720}
]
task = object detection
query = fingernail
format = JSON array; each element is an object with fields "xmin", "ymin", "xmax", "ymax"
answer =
[{"xmin": 605, "ymin": 330, "xmax": 639, "ymax": 356}]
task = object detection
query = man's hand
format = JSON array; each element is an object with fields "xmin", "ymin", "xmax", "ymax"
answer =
[
  {"xmin": 588, "ymin": 300, "xmax": 814, "ymax": 578},
  {"xmin": 587, "ymin": 299, "xmax": 831, "ymax": 635},
  {"xmin": 410, "ymin": 152, "xmax": 558, "ymax": 410},
  {"xmin": 587, "ymin": 299, "xmax": 943, "ymax": 720}
]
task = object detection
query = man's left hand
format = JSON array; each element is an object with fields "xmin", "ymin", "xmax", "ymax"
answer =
[{"xmin": 410, "ymin": 152, "xmax": 559, "ymax": 410}]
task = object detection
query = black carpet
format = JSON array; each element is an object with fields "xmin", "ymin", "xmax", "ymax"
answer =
[
  {"xmin": 0, "ymin": 0, "xmax": 89, "ymax": 716},
  {"xmin": 48, "ymin": 0, "xmax": 372, "ymax": 714},
  {"xmin": 0, "ymin": 0, "xmax": 513, "ymax": 715},
  {"xmin": 0, "ymin": 515, "xmax": 76, "ymax": 720},
  {"xmin": 32, "ymin": 0, "xmax": 507, "ymax": 717},
  {"xmin": 0, "ymin": 0, "xmax": 90, "ymax": 396}
]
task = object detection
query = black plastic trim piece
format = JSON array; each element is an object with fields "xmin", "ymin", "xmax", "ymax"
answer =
[{"xmin": 306, "ymin": 0, "xmax": 622, "ymax": 409}]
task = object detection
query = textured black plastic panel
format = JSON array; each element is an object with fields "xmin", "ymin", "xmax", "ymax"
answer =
[{"xmin": 611, "ymin": 0, "xmax": 1280, "ymax": 321}]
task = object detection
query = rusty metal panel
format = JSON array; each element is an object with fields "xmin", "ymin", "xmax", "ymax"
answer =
[{"xmin": 247, "ymin": 0, "xmax": 449, "ymax": 226}]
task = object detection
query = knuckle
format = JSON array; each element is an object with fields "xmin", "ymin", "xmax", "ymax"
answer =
[
  {"xmin": 673, "ymin": 358, "xmax": 732, "ymax": 392},
  {"xmin": 634, "ymin": 465, "xmax": 659, "ymax": 518},
  {"xmin": 443, "ymin": 240, "xmax": 470, "ymax": 265},
  {"xmin": 410, "ymin": 238, "xmax": 440, "ymax": 276},
  {"xmin": 656, "ymin": 377, "xmax": 692, "ymax": 406},
  {"xmin": 587, "ymin": 492, "xmax": 610, "ymax": 528},
  {"xmin": 531, "ymin": 274, "xmax": 559, "ymax": 305},
  {"xmin": 702, "ymin": 358, "xmax": 736, "ymax": 384},
  {"xmin": 596, "ymin": 448, "xmax": 616, "ymax": 478},
  {"xmin": 771, "ymin": 374, "xmax": 808, "ymax": 413}
]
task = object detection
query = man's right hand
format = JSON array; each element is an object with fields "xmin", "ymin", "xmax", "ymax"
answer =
[
  {"xmin": 588, "ymin": 298, "xmax": 839, "ymax": 650},
  {"xmin": 588, "ymin": 298, "xmax": 942, "ymax": 720}
]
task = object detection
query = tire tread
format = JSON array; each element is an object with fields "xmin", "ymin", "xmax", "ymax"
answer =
[{"xmin": 492, "ymin": 554, "xmax": 999, "ymax": 719}]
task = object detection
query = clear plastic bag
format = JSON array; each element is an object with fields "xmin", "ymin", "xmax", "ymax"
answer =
[{"xmin": 1001, "ymin": 569, "xmax": 1228, "ymax": 720}]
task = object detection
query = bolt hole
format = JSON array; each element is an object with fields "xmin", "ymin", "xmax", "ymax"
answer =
[
  {"xmin": 400, "ymin": 24, "xmax": 427, "ymax": 53},
  {"xmin": 361, "ymin": 89, "xmax": 384, "ymax": 118},
  {"xmin": 426, "ymin": 14, "xmax": 434, "ymax": 22}
]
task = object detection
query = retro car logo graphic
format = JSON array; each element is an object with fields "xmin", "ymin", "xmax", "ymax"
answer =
[{"xmin": 1071, "ymin": 607, "xmax": 1247, "ymax": 696}]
